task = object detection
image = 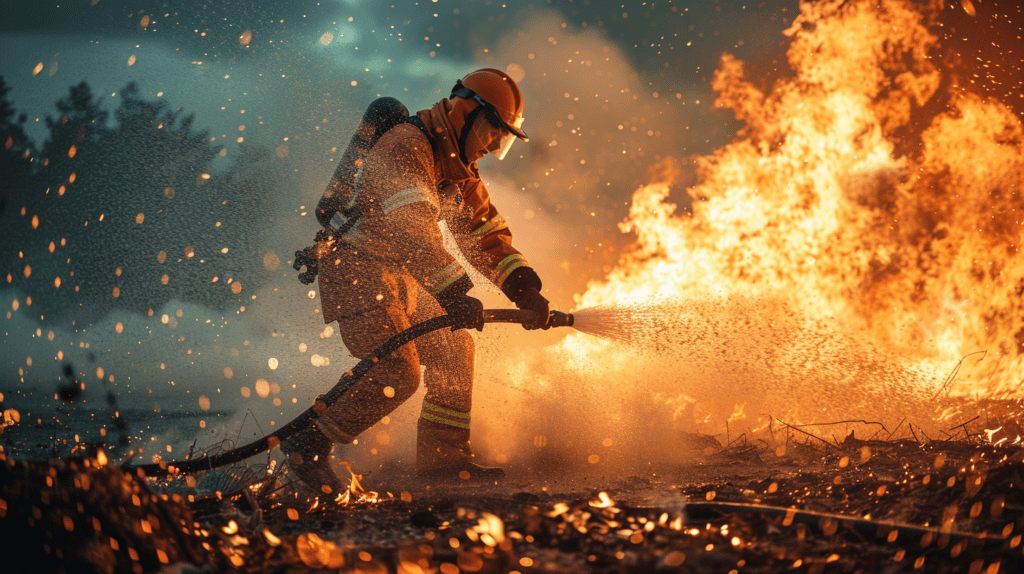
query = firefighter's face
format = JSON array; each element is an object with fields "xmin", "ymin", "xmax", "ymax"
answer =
[
  {"xmin": 465, "ymin": 112, "xmax": 508, "ymax": 163},
  {"xmin": 468, "ymin": 112, "xmax": 520, "ymax": 161}
]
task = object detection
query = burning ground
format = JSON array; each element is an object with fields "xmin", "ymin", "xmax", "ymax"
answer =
[{"xmin": 2, "ymin": 426, "xmax": 1023, "ymax": 573}]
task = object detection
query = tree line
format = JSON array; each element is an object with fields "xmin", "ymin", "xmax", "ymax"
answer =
[{"xmin": 1, "ymin": 76, "xmax": 277, "ymax": 327}]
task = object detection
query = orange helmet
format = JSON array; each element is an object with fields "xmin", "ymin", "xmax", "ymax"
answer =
[
  {"xmin": 450, "ymin": 68, "xmax": 528, "ymax": 161},
  {"xmin": 451, "ymin": 68, "xmax": 528, "ymax": 161}
]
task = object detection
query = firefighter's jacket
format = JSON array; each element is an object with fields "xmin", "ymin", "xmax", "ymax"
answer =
[{"xmin": 317, "ymin": 98, "xmax": 528, "ymax": 324}]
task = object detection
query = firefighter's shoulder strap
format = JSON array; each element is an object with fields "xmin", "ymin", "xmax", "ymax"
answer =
[
  {"xmin": 403, "ymin": 113, "xmax": 438, "ymax": 159},
  {"xmin": 298, "ymin": 101, "xmax": 435, "ymax": 284},
  {"xmin": 315, "ymin": 98, "xmax": 436, "ymax": 237}
]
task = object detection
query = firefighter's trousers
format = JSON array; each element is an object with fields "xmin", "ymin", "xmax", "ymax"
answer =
[{"xmin": 301, "ymin": 257, "xmax": 477, "ymax": 469}]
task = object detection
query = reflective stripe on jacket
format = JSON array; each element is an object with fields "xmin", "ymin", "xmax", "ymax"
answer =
[{"xmin": 317, "ymin": 98, "xmax": 528, "ymax": 323}]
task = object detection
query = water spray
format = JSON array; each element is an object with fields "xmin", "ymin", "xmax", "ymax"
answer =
[{"xmin": 129, "ymin": 309, "xmax": 576, "ymax": 475}]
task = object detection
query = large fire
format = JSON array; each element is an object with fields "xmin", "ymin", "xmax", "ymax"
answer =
[
  {"xmin": 581, "ymin": 0, "xmax": 1023, "ymax": 394},
  {"xmin": 481, "ymin": 0, "xmax": 1023, "ymax": 462}
]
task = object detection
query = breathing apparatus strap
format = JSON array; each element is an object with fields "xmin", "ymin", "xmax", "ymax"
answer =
[
  {"xmin": 296, "ymin": 103, "xmax": 440, "ymax": 286},
  {"xmin": 452, "ymin": 83, "xmax": 506, "ymax": 166},
  {"xmin": 330, "ymin": 114, "xmax": 437, "ymax": 239},
  {"xmin": 456, "ymin": 106, "xmax": 486, "ymax": 166}
]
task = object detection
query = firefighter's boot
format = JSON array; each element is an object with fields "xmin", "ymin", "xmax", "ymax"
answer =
[
  {"xmin": 280, "ymin": 426, "xmax": 345, "ymax": 496},
  {"xmin": 416, "ymin": 410, "xmax": 504, "ymax": 482}
]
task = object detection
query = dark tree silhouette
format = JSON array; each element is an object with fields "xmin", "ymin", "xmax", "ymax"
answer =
[
  {"xmin": 1, "ymin": 80, "xmax": 277, "ymax": 327},
  {"xmin": 0, "ymin": 76, "xmax": 35, "ymax": 218}
]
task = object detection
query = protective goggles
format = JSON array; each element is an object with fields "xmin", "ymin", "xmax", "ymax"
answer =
[{"xmin": 492, "ymin": 115, "xmax": 525, "ymax": 160}]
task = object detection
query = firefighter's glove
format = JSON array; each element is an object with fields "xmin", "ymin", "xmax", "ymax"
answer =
[
  {"xmin": 294, "ymin": 247, "xmax": 319, "ymax": 285},
  {"xmin": 502, "ymin": 267, "xmax": 551, "ymax": 330},
  {"xmin": 436, "ymin": 275, "xmax": 484, "ymax": 332}
]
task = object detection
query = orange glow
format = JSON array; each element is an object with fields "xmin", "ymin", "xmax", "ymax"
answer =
[
  {"xmin": 477, "ymin": 0, "xmax": 1024, "ymax": 464},
  {"xmin": 296, "ymin": 532, "xmax": 344, "ymax": 568},
  {"xmin": 67, "ymin": 145, "xmax": 76, "ymax": 158},
  {"xmin": 567, "ymin": 0, "xmax": 1024, "ymax": 402},
  {"xmin": 334, "ymin": 462, "xmax": 380, "ymax": 505}
]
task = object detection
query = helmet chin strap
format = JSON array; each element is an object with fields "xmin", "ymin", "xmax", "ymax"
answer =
[{"xmin": 457, "ymin": 105, "xmax": 487, "ymax": 166}]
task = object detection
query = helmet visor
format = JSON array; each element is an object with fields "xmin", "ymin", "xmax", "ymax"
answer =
[
  {"xmin": 493, "ymin": 130, "xmax": 517, "ymax": 160},
  {"xmin": 492, "ymin": 115, "xmax": 524, "ymax": 160}
]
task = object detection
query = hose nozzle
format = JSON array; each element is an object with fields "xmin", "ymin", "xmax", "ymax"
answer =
[
  {"xmin": 481, "ymin": 309, "xmax": 575, "ymax": 328},
  {"xmin": 548, "ymin": 310, "xmax": 574, "ymax": 328}
]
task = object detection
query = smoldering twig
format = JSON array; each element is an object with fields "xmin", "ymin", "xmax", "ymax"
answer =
[
  {"xmin": 918, "ymin": 426, "xmax": 931, "ymax": 442},
  {"xmin": 256, "ymin": 459, "xmax": 285, "ymax": 499},
  {"xmin": 787, "ymin": 419, "xmax": 890, "ymax": 445},
  {"xmin": 726, "ymin": 433, "xmax": 747, "ymax": 448},
  {"xmin": 886, "ymin": 417, "xmax": 906, "ymax": 441},
  {"xmin": 793, "ymin": 419, "xmax": 889, "ymax": 433},
  {"xmin": 949, "ymin": 416, "xmax": 980, "ymax": 441},
  {"xmin": 775, "ymin": 418, "xmax": 832, "ymax": 449},
  {"xmin": 908, "ymin": 423, "xmax": 920, "ymax": 444},
  {"xmin": 931, "ymin": 350, "xmax": 987, "ymax": 400}
]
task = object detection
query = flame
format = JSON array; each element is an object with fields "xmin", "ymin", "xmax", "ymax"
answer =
[
  {"xmin": 480, "ymin": 0, "xmax": 1022, "ymax": 462},
  {"xmin": 570, "ymin": 0, "xmax": 1023, "ymax": 399},
  {"xmin": 335, "ymin": 461, "xmax": 379, "ymax": 505}
]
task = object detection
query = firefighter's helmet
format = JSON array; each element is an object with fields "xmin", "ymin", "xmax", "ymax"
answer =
[{"xmin": 451, "ymin": 68, "xmax": 528, "ymax": 160}]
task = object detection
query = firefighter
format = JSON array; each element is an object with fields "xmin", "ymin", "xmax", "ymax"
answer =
[{"xmin": 283, "ymin": 68, "xmax": 550, "ymax": 493}]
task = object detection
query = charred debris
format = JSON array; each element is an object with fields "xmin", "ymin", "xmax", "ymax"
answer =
[{"xmin": 2, "ymin": 404, "xmax": 1022, "ymax": 574}]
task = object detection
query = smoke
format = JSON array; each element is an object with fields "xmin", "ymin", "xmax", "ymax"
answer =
[
  {"xmin": 474, "ymin": 10, "xmax": 703, "ymax": 302},
  {"xmin": 463, "ymin": 0, "xmax": 1024, "ymax": 476}
]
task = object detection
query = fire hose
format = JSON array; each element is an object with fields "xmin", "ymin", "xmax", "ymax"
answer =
[{"xmin": 129, "ymin": 309, "xmax": 574, "ymax": 476}]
